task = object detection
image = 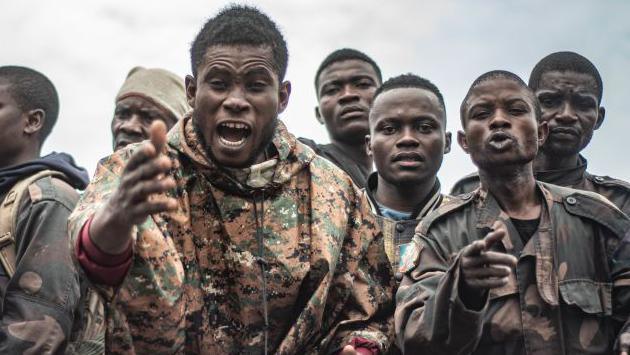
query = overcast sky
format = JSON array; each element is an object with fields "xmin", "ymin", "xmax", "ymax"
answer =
[{"xmin": 2, "ymin": 0, "xmax": 628, "ymax": 190}]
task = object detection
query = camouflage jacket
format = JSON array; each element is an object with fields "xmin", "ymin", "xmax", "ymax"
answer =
[
  {"xmin": 396, "ymin": 182, "xmax": 630, "ymax": 354},
  {"xmin": 69, "ymin": 116, "xmax": 395, "ymax": 354},
  {"xmin": 450, "ymin": 155, "xmax": 630, "ymax": 216},
  {"xmin": 362, "ymin": 173, "xmax": 448, "ymax": 276},
  {"xmin": 0, "ymin": 174, "xmax": 82, "ymax": 354}
]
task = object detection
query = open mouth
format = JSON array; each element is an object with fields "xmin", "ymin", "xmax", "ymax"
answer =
[
  {"xmin": 217, "ymin": 121, "xmax": 251, "ymax": 147},
  {"xmin": 487, "ymin": 131, "xmax": 514, "ymax": 150}
]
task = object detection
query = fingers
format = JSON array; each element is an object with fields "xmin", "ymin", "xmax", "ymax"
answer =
[
  {"xmin": 122, "ymin": 156, "xmax": 172, "ymax": 188},
  {"xmin": 463, "ymin": 240, "xmax": 487, "ymax": 257},
  {"xmin": 483, "ymin": 228, "xmax": 506, "ymax": 249},
  {"xmin": 465, "ymin": 277, "xmax": 510, "ymax": 290},
  {"xmin": 150, "ymin": 120, "xmax": 168, "ymax": 153},
  {"xmin": 129, "ymin": 197, "xmax": 178, "ymax": 224},
  {"xmin": 462, "ymin": 251, "xmax": 518, "ymax": 268},
  {"xmin": 128, "ymin": 178, "xmax": 177, "ymax": 203},
  {"xmin": 464, "ymin": 264, "xmax": 512, "ymax": 279}
]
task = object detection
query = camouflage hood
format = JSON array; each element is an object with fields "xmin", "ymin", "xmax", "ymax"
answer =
[{"xmin": 169, "ymin": 113, "xmax": 315, "ymax": 196}]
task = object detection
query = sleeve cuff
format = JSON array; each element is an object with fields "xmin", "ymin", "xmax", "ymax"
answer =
[
  {"xmin": 75, "ymin": 215, "xmax": 133, "ymax": 286},
  {"xmin": 346, "ymin": 337, "xmax": 380, "ymax": 355}
]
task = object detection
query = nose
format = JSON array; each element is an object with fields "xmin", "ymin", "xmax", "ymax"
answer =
[
  {"xmin": 223, "ymin": 86, "xmax": 250, "ymax": 114},
  {"xmin": 117, "ymin": 113, "xmax": 144, "ymax": 134},
  {"xmin": 489, "ymin": 109, "xmax": 511, "ymax": 129},
  {"xmin": 338, "ymin": 84, "xmax": 360, "ymax": 104},
  {"xmin": 555, "ymin": 101, "xmax": 578, "ymax": 124},
  {"xmin": 396, "ymin": 126, "xmax": 420, "ymax": 147}
]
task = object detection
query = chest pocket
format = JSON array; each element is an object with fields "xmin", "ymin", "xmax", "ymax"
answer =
[{"xmin": 559, "ymin": 280, "xmax": 612, "ymax": 315}]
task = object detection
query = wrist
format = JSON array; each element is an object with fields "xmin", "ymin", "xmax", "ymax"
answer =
[{"xmin": 90, "ymin": 208, "xmax": 134, "ymax": 255}]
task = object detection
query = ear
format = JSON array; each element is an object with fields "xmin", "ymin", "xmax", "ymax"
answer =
[
  {"xmin": 444, "ymin": 131, "xmax": 452, "ymax": 154},
  {"xmin": 457, "ymin": 130, "xmax": 469, "ymax": 154},
  {"xmin": 537, "ymin": 120, "xmax": 549, "ymax": 148},
  {"xmin": 365, "ymin": 134, "xmax": 372, "ymax": 157},
  {"xmin": 278, "ymin": 81, "xmax": 291, "ymax": 114},
  {"xmin": 315, "ymin": 106, "xmax": 324, "ymax": 125},
  {"xmin": 185, "ymin": 75, "xmax": 197, "ymax": 108},
  {"xmin": 24, "ymin": 109, "xmax": 45, "ymax": 136},
  {"xmin": 594, "ymin": 106, "xmax": 605, "ymax": 130}
]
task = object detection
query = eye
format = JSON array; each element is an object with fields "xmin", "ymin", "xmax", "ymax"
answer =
[
  {"xmin": 209, "ymin": 79, "xmax": 228, "ymax": 91},
  {"xmin": 115, "ymin": 108, "xmax": 131, "ymax": 119},
  {"xmin": 247, "ymin": 81, "xmax": 268, "ymax": 92},
  {"xmin": 470, "ymin": 110, "xmax": 490, "ymax": 120},
  {"xmin": 538, "ymin": 96, "xmax": 559, "ymax": 108},
  {"xmin": 321, "ymin": 85, "xmax": 339, "ymax": 96},
  {"xmin": 417, "ymin": 123, "xmax": 434, "ymax": 133},
  {"xmin": 508, "ymin": 107, "xmax": 528, "ymax": 116},
  {"xmin": 381, "ymin": 125, "xmax": 397, "ymax": 135},
  {"xmin": 575, "ymin": 97, "xmax": 596, "ymax": 110},
  {"xmin": 355, "ymin": 79, "xmax": 375, "ymax": 89}
]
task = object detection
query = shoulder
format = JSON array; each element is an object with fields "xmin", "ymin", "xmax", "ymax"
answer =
[
  {"xmin": 415, "ymin": 191, "xmax": 476, "ymax": 237},
  {"xmin": 21, "ymin": 172, "xmax": 80, "ymax": 212},
  {"xmin": 542, "ymin": 182, "xmax": 630, "ymax": 237},
  {"xmin": 450, "ymin": 172, "xmax": 481, "ymax": 195},
  {"xmin": 585, "ymin": 172, "xmax": 630, "ymax": 194},
  {"xmin": 297, "ymin": 137, "xmax": 320, "ymax": 152},
  {"xmin": 306, "ymin": 149, "xmax": 356, "ymax": 191}
]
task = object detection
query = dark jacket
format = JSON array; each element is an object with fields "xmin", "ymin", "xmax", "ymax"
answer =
[
  {"xmin": 299, "ymin": 137, "xmax": 370, "ymax": 188},
  {"xmin": 396, "ymin": 182, "xmax": 630, "ymax": 354},
  {"xmin": 450, "ymin": 155, "xmax": 630, "ymax": 216},
  {"xmin": 0, "ymin": 153, "xmax": 89, "ymax": 354}
]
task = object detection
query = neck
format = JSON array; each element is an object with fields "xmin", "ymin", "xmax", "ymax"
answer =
[
  {"xmin": 479, "ymin": 163, "xmax": 541, "ymax": 219},
  {"xmin": 330, "ymin": 138, "xmax": 372, "ymax": 171},
  {"xmin": 0, "ymin": 148, "xmax": 40, "ymax": 170},
  {"xmin": 374, "ymin": 175, "xmax": 436, "ymax": 213},
  {"xmin": 534, "ymin": 150, "xmax": 579, "ymax": 172}
]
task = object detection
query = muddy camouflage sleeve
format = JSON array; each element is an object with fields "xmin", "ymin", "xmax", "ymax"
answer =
[
  {"xmin": 395, "ymin": 234, "xmax": 486, "ymax": 354},
  {"xmin": 325, "ymin": 188, "xmax": 395, "ymax": 353},
  {"xmin": 0, "ymin": 181, "xmax": 81, "ymax": 354}
]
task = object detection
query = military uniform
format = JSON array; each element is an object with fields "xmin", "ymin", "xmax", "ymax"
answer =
[
  {"xmin": 0, "ymin": 171, "xmax": 93, "ymax": 354},
  {"xmin": 451, "ymin": 155, "xmax": 630, "ymax": 216},
  {"xmin": 69, "ymin": 116, "xmax": 394, "ymax": 354},
  {"xmin": 396, "ymin": 182, "xmax": 630, "ymax": 354},
  {"xmin": 362, "ymin": 173, "xmax": 448, "ymax": 274}
]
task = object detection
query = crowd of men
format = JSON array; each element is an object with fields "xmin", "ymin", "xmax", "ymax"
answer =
[{"xmin": 1, "ymin": 4, "xmax": 629, "ymax": 355}]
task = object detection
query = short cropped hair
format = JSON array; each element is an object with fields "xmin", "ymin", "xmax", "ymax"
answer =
[
  {"xmin": 190, "ymin": 5, "xmax": 289, "ymax": 80},
  {"xmin": 373, "ymin": 73, "xmax": 446, "ymax": 115},
  {"xmin": 314, "ymin": 48, "xmax": 382, "ymax": 92},
  {"xmin": 528, "ymin": 51, "xmax": 602, "ymax": 102},
  {"xmin": 0, "ymin": 66, "xmax": 59, "ymax": 143},
  {"xmin": 460, "ymin": 70, "xmax": 541, "ymax": 127}
]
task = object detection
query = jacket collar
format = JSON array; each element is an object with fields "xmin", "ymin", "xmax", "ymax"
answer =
[
  {"xmin": 167, "ymin": 113, "xmax": 314, "ymax": 196},
  {"xmin": 365, "ymin": 172, "xmax": 443, "ymax": 220},
  {"xmin": 535, "ymin": 154, "xmax": 587, "ymax": 187}
]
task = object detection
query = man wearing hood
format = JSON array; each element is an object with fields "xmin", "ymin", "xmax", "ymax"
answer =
[
  {"xmin": 69, "ymin": 5, "xmax": 394, "ymax": 354},
  {"xmin": 0, "ymin": 66, "xmax": 89, "ymax": 353},
  {"xmin": 112, "ymin": 66, "xmax": 189, "ymax": 151}
]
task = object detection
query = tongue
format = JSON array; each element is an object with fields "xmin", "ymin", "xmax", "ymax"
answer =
[{"xmin": 220, "ymin": 126, "xmax": 247, "ymax": 142}]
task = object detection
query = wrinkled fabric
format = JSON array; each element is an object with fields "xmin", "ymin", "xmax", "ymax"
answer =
[
  {"xmin": 0, "ymin": 172, "xmax": 94, "ymax": 354},
  {"xmin": 450, "ymin": 155, "xmax": 630, "ymax": 216},
  {"xmin": 396, "ymin": 182, "xmax": 630, "ymax": 355},
  {"xmin": 69, "ymin": 115, "xmax": 395, "ymax": 354}
]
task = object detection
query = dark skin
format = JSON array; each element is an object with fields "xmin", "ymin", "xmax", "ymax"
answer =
[
  {"xmin": 111, "ymin": 96, "xmax": 178, "ymax": 151},
  {"xmin": 366, "ymin": 87, "xmax": 451, "ymax": 212},
  {"xmin": 0, "ymin": 81, "xmax": 45, "ymax": 169},
  {"xmin": 316, "ymin": 59, "xmax": 379, "ymax": 173},
  {"xmin": 533, "ymin": 70, "xmax": 605, "ymax": 171},
  {"xmin": 89, "ymin": 44, "xmax": 290, "ymax": 254},
  {"xmin": 457, "ymin": 78, "xmax": 548, "ymax": 308}
]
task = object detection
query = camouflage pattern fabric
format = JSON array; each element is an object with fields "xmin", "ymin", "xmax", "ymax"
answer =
[
  {"xmin": 450, "ymin": 155, "xmax": 630, "ymax": 217},
  {"xmin": 0, "ymin": 175, "xmax": 104, "ymax": 354},
  {"xmin": 396, "ymin": 182, "xmax": 630, "ymax": 354},
  {"xmin": 69, "ymin": 115, "xmax": 395, "ymax": 354}
]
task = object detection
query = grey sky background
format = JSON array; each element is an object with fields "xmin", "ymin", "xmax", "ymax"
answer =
[{"xmin": 2, "ymin": 0, "xmax": 628, "ymax": 191}]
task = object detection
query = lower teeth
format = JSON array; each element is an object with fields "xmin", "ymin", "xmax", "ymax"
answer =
[{"xmin": 220, "ymin": 136, "xmax": 245, "ymax": 147}]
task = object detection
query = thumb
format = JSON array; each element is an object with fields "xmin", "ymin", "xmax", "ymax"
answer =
[{"xmin": 150, "ymin": 120, "xmax": 168, "ymax": 153}]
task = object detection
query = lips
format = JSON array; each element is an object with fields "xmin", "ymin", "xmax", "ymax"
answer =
[
  {"xmin": 216, "ymin": 121, "xmax": 252, "ymax": 147},
  {"xmin": 487, "ymin": 131, "xmax": 515, "ymax": 151},
  {"xmin": 392, "ymin": 151, "xmax": 425, "ymax": 168},
  {"xmin": 550, "ymin": 126, "xmax": 580, "ymax": 138},
  {"xmin": 114, "ymin": 133, "xmax": 144, "ymax": 150},
  {"xmin": 339, "ymin": 105, "xmax": 366, "ymax": 119}
]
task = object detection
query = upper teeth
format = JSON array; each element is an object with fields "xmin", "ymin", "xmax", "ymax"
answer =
[{"xmin": 222, "ymin": 122, "xmax": 248, "ymax": 130}]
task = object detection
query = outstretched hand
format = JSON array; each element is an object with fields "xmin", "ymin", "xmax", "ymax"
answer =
[
  {"xmin": 459, "ymin": 222, "xmax": 517, "ymax": 308},
  {"xmin": 89, "ymin": 121, "xmax": 178, "ymax": 254}
]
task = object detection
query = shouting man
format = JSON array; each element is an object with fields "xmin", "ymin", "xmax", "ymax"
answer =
[
  {"xmin": 69, "ymin": 6, "xmax": 393, "ymax": 354},
  {"xmin": 396, "ymin": 71, "xmax": 630, "ymax": 354}
]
